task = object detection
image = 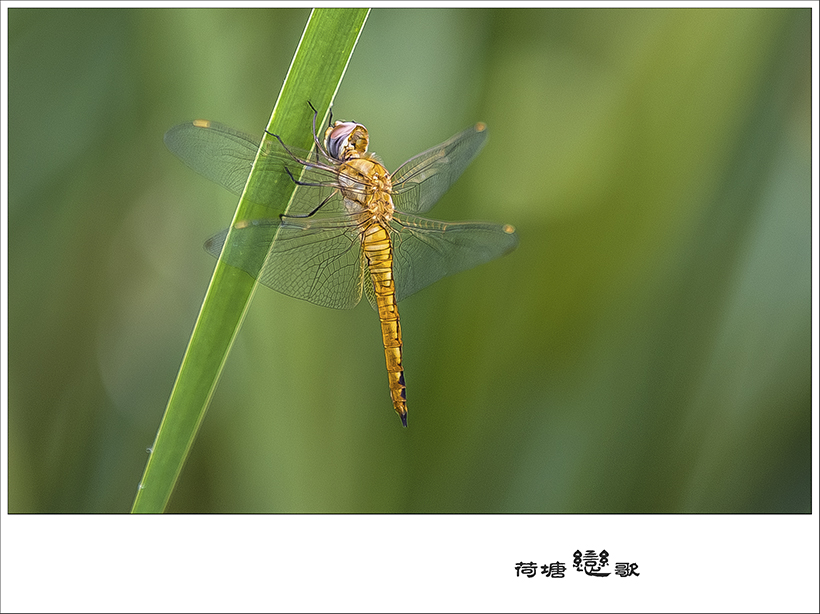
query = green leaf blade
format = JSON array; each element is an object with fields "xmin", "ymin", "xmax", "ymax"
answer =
[{"xmin": 131, "ymin": 8, "xmax": 370, "ymax": 513}]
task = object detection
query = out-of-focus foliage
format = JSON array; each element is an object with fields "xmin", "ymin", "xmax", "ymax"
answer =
[{"xmin": 8, "ymin": 8, "xmax": 810, "ymax": 512}]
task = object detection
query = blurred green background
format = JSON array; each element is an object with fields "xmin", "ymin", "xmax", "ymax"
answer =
[{"xmin": 8, "ymin": 8, "xmax": 811, "ymax": 513}]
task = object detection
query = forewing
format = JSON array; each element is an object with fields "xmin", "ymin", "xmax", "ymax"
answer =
[
  {"xmin": 390, "ymin": 124, "xmax": 489, "ymax": 214},
  {"xmin": 389, "ymin": 213, "xmax": 519, "ymax": 302},
  {"xmin": 164, "ymin": 120, "xmax": 358, "ymax": 215},
  {"xmin": 164, "ymin": 120, "xmax": 261, "ymax": 196},
  {"xmin": 205, "ymin": 214, "xmax": 367, "ymax": 309}
]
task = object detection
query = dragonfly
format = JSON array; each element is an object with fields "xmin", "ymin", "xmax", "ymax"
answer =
[{"xmin": 164, "ymin": 106, "xmax": 518, "ymax": 427}]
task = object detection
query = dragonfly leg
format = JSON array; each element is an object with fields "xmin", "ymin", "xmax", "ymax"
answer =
[
  {"xmin": 265, "ymin": 130, "xmax": 335, "ymax": 169},
  {"xmin": 282, "ymin": 165, "xmax": 340, "ymax": 189},
  {"xmin": 307, "ymin": 101, "xmax": 333, "ymax": 157},
  {"xmin": 279, "ymin": 189, "xmax": 340, "ymax": 221}
]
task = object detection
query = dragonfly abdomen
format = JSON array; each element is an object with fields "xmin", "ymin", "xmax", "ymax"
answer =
[{"xmin": 362, "ymin": 222, "xmax": 407, "ymax": 427}]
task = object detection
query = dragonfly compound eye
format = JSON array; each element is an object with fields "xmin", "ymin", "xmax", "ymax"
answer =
[{"xmin": 325, "ymin": 121, "xmax": 369, "ymax": 160}]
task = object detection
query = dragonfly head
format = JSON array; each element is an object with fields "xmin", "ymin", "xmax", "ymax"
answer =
[{"xmin": 324, "ymin": 121, "xmax": 369, "ymax": 160}]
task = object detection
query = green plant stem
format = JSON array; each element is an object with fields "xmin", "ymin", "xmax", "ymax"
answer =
[{"xmin": 131, "ymin": 8, "xmax": 370, "ymax": 513}]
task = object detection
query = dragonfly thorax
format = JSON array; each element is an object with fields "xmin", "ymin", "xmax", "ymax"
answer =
[
  {"xmin": 325, "ymin": 121, "xmax": 369, "ymax": 160},
  {"xmin": 339, "ymin": 157, "xmax": 395, "ymax": 221}
]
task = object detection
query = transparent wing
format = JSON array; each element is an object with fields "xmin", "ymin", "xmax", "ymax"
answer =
[
  {"xmin": 170, "ymin": 120, "xmax": 515, "ymax": 308},
  {"xmin": 205, "ymin": 214, "xmax": 368, "ymax": 309},
  {"xmin": 389, "ymin": 212, "xmax": 519, "ymax": 302},
  {"xmin": 164, "ymin": 120, "xmax": 366, "ymax": 216},
  {"xmin": 390, "ymin": 123, "xmax": 489, "ymax": 214}
]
